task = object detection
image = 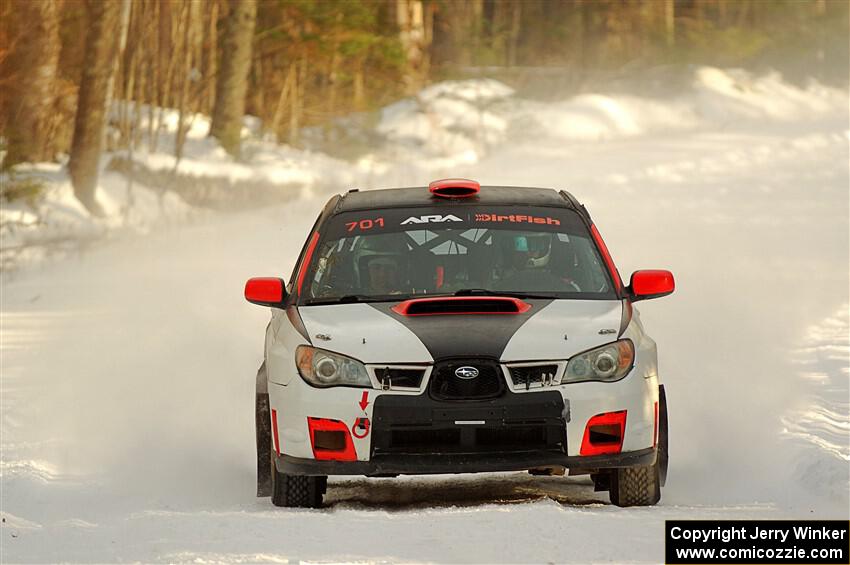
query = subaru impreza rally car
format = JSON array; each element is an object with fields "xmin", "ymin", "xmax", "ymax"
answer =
[{"xmin": 245, "ymin": 179, "xmax": 674, "ymax": 508}]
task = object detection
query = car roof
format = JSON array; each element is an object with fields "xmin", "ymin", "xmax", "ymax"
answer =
[{"xmin": 334, "ymin": 185, "xmax": 586, "ymax": 215}]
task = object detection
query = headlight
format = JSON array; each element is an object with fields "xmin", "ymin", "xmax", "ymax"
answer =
[
  {"xmin": 295, "ymin": 345, "xmax": 372, "ymax": 388},
  {"xmin": 562, "ymin": 339, "xmax": 634, "ymax": 383}
]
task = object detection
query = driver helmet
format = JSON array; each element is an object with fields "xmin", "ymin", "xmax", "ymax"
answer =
[
  {"xmin": 352, "ymin": 234, "xmax": 409, "ymax": 290},
  {"xmin": 513, "ymin": 233, "xmax": 552, "ymax": 268}
]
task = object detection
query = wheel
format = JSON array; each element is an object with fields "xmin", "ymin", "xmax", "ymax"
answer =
[
  {"xmin": 609, "ymin": 464, "xmax": 661, "ymax": 507},
  {"xmin": 658, "ymin": 385, "xmax": 669, "ymax": 486},
  {"xmin": 270, "ymin": 449, "xmax": 327, "ymax": 508},
  {"xmin": 609, "ymin": 386, "xmax": 667, "ymax": 507}
]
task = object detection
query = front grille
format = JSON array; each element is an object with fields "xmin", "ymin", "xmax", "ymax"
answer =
[
  {"xmin": 386, "ymin": 425, "xmax": 555, "ymax": 454},
  {"xmin": 508, "ymin": 364, "xmax": 560, "ymax": 390},
  {"xmin": 371, "ymin": 391, "xmax": 568, "ymax": 456},
  {"xmin": 475, "ymin": 426, "xmax": 549, "ymax": 449},
  {"xmin": 390, "ymin": 428, "xmax": 461, "ymax": 451},
  {"xmin": 429, "ymin": 359, "xmax": 504, "ymax": 401},
  {"xmin": 374, "ymin": 367, "xmax": 426, "ymax": 389}
]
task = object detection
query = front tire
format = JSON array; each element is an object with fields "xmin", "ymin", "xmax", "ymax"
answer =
[
  {"xmin": 609, "ymin": 385, "xmax": 667, "ymax": 507},
  {"xmin": 609, "ymin": 464, "xmax": 661, "ymax": 507},
  {"xmin": 270, "ymin": 450, "xmax": 327, "ymax": 508}
]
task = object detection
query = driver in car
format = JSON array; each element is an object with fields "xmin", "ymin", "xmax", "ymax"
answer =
[{"xmin": 366, "ymin": 256, "xmax": 404, "ymax": 295}]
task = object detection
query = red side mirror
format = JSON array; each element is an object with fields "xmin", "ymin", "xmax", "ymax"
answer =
[
  {"xmin": 245, "ymin": 277, "xmax": 286, "ymax": 307},
  {"xmin": 629, "ymin": 270, "xmax": 675, "ymax": 301}
]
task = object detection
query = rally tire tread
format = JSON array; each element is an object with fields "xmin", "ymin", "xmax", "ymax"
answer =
[
  {"xmin": 270, "ymin": 451, "xmax": 326, "ymax": 508},
  {"xmin": 610, "ymin": 465, "xmax": 661, "ymax": 507}
]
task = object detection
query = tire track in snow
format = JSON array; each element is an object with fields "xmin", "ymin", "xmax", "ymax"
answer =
[{"xmin": 783, "ymin": 305, "xmax": 850, "ymax": 503}]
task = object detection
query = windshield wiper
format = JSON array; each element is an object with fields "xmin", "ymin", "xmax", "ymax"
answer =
[
  {"xmin": 305, "ymin": 294, "xmax": 416, "ymax": 306},
  {"xmin": 305, "ymin": 294, "xmax": 374, "ymax": 306},
  {"xmin": 453, "ymin": 288, "xmax": 560, "ymax": 299}
]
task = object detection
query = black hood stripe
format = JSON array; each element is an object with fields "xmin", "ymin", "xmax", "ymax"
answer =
[{"xmin": 369, "ymin": 300, "xmax": 553, "ymax": 361}]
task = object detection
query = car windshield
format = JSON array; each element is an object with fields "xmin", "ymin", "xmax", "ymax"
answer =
[{"xmin": 300, "ymin": 206, "xmax": 616, "ymax": 304}]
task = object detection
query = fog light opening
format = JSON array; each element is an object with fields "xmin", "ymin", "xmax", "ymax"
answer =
[
  {"xmin": 307, "ymin": 417, "xmax": 357, "ymax": 461},
  {"xmin": 580, "ymin": 410, "xmax": 627, "ymax": 456},
  {"xmin": 588, "ymin": 424, "xmax": 622, "ymax": 445},
  {"xmin": 313, "ymin": 430, "xmax": 347, "ymax": 451}
]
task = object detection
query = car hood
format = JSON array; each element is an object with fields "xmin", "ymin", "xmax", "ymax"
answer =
[{"xmin": 297, "ymin": 299, "xmax": 623, "ymax": 364}]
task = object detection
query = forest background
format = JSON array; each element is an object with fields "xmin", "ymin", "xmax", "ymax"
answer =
[{"xmin": 0, "ymin": 0, "xmax": 848, "ymax": 214}]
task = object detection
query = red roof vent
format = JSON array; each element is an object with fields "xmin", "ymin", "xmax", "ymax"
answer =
[
  {"xmin": 429, "ymin": 178, "xmax": 480, "ymax": 199},
  {"xmin": 392, "ymin": 296, "xmax": 531, "ymax": 316}
]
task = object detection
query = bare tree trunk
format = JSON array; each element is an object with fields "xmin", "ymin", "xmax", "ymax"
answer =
[
  {"xmin": 152, "ymin": 0, "xmax": 175, "ymax": 153},
  {"xmin": 664, "ymin": 0, "xmax": 675, "ymax": 47},
  {"xmin": 352, "ymin": 58, "xmax": 365, "ymax": 112},
  {"xmin": 433, "ymin": 0, "xmax": 474, "ymax": 68},
  {"xmin": 326, "ymin": 12, "xmax": 343, "ymax": 119},
  {"xmin": 206, "ymin": 0, "xmax": 219, "ymax": 114},
  {"xmin": 209, "ymin": 0, "xmax": 257, "ymax": 158},
  {"xmin": 396, "ymin": 0, "xmax": 428, "ymax": 95},
  {"xmin": 3, "ymin": 0, "xmax": 60, "ymax": 169},
  {"xmin": 68, "ymin": 0, "xmax": 126, "ymax": 215},
  {"xmin": 176, "ymin": 0, "xmax": 203, "ymax": 165},
  {"xmin": 470, "ymin": 0, "xmax": 483, "ymax": 64},
  {"xmin": 270, "ymin": 62, "xmax": 295, "ymax": 140},
  {"xmin": 290, "ymin": 56, "xmax": 305, "ymax": 145},
  {"xmin": 508, "ymin": 0, "xmax": 522, "ymax": 67}
]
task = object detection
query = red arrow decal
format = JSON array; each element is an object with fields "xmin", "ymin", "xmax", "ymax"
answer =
[{"xmin": 358, "ymin": 391, "xmax": 369, "ymax": 411}]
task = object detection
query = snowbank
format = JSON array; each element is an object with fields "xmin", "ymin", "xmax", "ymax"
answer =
[
  {"xmin": 111, "ymin": 104, "xmax": 354, "ymax": 191},
  {"xmin": 376, "ymin": 78, "xmax": 514, "ymax": 163},
  {"xmin": 693, "ymin": 67, "xmax": 846, "ymax": 122},
  {"xmin": 0, "ymin": 162, "xmax": 194, "ymax": 269},
  {"xmin": 1, "ymin": 106, "xmax": 359, "ymax": 270},
  {"xmin": 521, "ymin": 67, "xmax": 847, "ymax": 142},
  {"xmin": 358, "ymin": 67, "xmax": 846, "ymax": 186}
]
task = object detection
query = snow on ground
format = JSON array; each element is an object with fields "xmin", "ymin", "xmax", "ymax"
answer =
[
  {"xmin": 1, "ymin": 67, "xmax": 848, "ymax": 562},
  {"xmin": 1, "ymin": 104, "xmax": 359, "ymax": 270},
  {"xmin": 783, "ymin": 304, "xmax": 850, "ymax": 501},
  {"xmin": 0, "ymin": 161, "xmax": 196, "ymax": 268}
]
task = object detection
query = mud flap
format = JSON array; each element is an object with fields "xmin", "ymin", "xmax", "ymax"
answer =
[
  {"xmin": 256, "ymin": 392, "xmax": 272, "ymax": 497},
  {"xmin": 658, "ymin": 384, "xmax": 669, "ymax": 487}
]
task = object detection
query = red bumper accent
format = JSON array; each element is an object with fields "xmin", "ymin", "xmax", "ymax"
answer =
[
  {"xmin": 307, "ymin": 417, "xmax": 357, "ymax": 461},
  {"xmin": 652, "ymin": 401, "xmax": 659, "ymax": 448},
  {"xmin": 271, "ymin": 409, "xmax": 280, "ymax": 456},
  {"xmin": 580, "ymin": 410, "xmax": 627, "ymax": 456}
]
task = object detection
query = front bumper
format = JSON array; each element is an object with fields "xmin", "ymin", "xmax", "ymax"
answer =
[
  {"xmin": 275, "ymin": 389, "xmax": 657, "ymax": 476},
  {"xmin": 268, "ymin": 345, "xmax": 660, "ymax": 466},
  {"xmin": 275, "ymin": 446, "xmax": 657, "ymax": 476}
]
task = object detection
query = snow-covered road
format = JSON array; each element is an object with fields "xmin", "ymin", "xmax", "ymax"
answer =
[{"xmin": 2, "ymin": 73, "xmax": 848, "ymax": 562}]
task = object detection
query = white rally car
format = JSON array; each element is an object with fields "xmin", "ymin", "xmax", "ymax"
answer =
[{"xmin": 245, "ymin": 179, "xmax": 674, "ymax": 508}]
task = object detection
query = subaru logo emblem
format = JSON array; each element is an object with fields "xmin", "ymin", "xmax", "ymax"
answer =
[{"xmin": 455, "ymin": 366, "xmax": 479, "ymax": 379}]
